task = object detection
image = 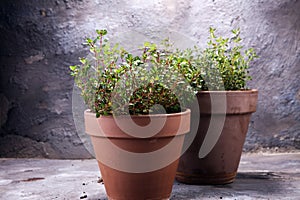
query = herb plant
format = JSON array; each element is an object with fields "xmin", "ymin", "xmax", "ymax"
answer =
[
  {"xmin": 179, "ymin": 27, "xmax": 258, "ymax": 91},
  {"xmin": 70, "ymin": 30, "xmax": 195, "ymax": 117}
]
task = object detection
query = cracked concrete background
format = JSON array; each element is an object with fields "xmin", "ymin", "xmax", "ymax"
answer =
[{"xmin": 0, "ymin": 0, "xmax": 299, "ymax": 158}]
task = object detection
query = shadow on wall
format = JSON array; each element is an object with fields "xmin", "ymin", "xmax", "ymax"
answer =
[{"xmin": 0, "ymin": 0, "xmax": 92, "ymax": 158}]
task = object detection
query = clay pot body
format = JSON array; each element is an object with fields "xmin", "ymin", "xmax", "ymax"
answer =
[
  {"xmin": 176, "ymin": 90, "xmax": 258, "ymax": 185},
  {"xmin": 84, "ymin": 109, "xmax": 190, "ymax": 200}
]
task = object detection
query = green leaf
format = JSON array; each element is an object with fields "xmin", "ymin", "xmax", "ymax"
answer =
[
  {"xmin": 69, "ymin": 65, "xmax": 77, "ymax": 71},
  {"xmin": 96, "ymin": 29, "xmax": 107, "ymax": 36}
]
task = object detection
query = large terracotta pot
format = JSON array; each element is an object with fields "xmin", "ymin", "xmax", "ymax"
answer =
[
  {"xmin": 176, "ymin": 90, "xmax": 258, "ymax": 185},
  {"xmin": 84, "ymin": 109, "xmax": 190, "ymax": 200}
]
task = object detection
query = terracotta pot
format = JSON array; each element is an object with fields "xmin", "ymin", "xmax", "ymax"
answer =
[
  {"xmin": 84, "ymin": 109, "xmax": 190, "ymax": 200},
  {"xmin": 176, "ymin": 90, "xmax": 258, "ymax": 185}
]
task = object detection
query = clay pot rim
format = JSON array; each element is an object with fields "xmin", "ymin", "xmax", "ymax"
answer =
[
  {"xmin": 197, "ymin": 89, "xmax": 258, "ymax": 97},
  {"xmin": 84, "ymin": 108, "xmax": 191, "ymax": 138},
  {"xmin": 198, "ymin": 89, "xmax": 258, "ymax": 94},
  {"xmin": 84, "ymin": 108, "xmax": 191, "ymax": 119},
  {"xmin": 198, "ymin": 89, "xmax": 258, "ymax": 93},
  {"xmin": 196, "ymin": 89, "xmax": 258, "ymax": 114}
]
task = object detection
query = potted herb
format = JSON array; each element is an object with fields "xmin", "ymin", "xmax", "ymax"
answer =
[
  {"xmin": 70, "ymin": 30, "xmax": 194, "ymax": 199},
  {"xmin": 176, "ymin": 28, "xmax": 258, "ymax": 184}
]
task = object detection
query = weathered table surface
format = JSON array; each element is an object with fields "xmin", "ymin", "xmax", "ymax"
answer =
[{"xmin": 0, "ymin": 153, "xmax": 299, "ymax": 200}]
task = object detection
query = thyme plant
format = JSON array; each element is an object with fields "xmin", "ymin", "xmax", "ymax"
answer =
[
  {"xmin": 70, "ymin": 30, "xmax": 195, "ymax": 117},
  {"xmin": 178, "ymin": 28, "xmax": 258, "ymax": 91}
]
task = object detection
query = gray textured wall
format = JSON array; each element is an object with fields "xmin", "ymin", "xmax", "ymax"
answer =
[{"xmin": 0, "ymin": 0, "xmax": 299, "ymax": 158}]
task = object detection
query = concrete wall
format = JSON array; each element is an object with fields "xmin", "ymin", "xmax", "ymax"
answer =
[{"xmin": 0, "ymin": 0, "xmax": 299, "ymax": 158}]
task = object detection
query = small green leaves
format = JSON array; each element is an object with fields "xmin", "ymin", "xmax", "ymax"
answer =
[
  {"xmin": 143, "ymin": 41, "xmax": 151, "ymax": 47},
  {"xmin": 79, "ymin": 58, "xmax": 87, "ymax": 64},
  {"xmin": 209, "ymin": 27, "xmax": 216, "ymax": 39},
  {"xmin": 171, "ymin": 27, "xmax": 257, "ymax": 91},
  {"xmin": 85, "ymin": 38, "xmax": 94, "ymax": 45},
  {"xmin": 70, "ymin": 65, "xmax": 77, "ymax": 71},
  {"xmin": 196, "ymin": 27, "xmax": 257, "ymax": 91},
  {"xmin": 70, "ymin": 27, "xmax": 256, "ymax": 117},
  {"xmin": 69, "ymin": 65, "xmax": 78, "ymax": 76},
  {"xmin": 231, "ymin": 28, "xmax": 240, "ymax": 35},
  {"xmin": 143, "ymin": 42, "xmax": 157, "ymax": 52},
  {"xmin": 96, "ymin": 29, "xmax": 107, "ymax": 36},
  {"xmin": 69, "ymin": 29, "xmax": 195, "ymax": 117}
]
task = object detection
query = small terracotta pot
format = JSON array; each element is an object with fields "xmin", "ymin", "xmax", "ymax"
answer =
[
  {"xmin": 176, "ymin": 90, "xmax": 258, "ymax": 185},
  {"xmin": 84, "ymin": 109, "xmax": 190, "ymax": 200}
]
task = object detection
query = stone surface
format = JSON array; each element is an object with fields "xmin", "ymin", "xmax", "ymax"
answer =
[
  {"xmin": 0, "ymin": 153, "xmax": 299, "ymax": 199},
  {"xmin": 0, "ymin": 0, "xmax": 299, "ymax": 158},
  {"xmin": 0, "ymin": 0, "xmax": 92, "ymax": 158}
]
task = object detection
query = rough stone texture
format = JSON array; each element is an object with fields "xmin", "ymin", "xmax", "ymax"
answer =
[
  {"xmin": 0, "ymin": 0, "xmax": 92, "ymax": 158},
  {"xmin": 0, "ymin": 153, "xmax": 299, "ymax": 199},
  {"xmin": 0, "ymin": 0, "xmax": 299, "ymax": 158},
  {"xmin": 240, "ymin": 0, "xmax": 300, "ymax": 151}
]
